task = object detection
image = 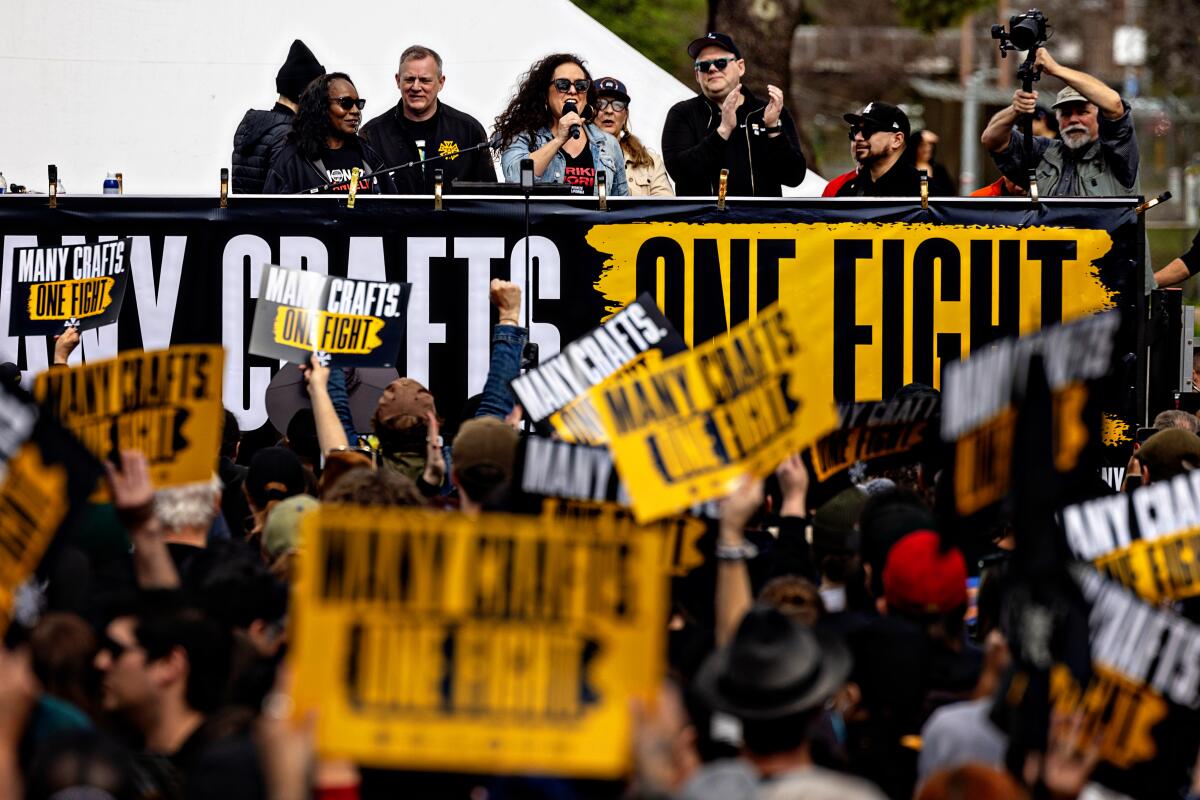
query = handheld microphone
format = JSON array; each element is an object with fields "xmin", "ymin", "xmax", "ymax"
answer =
[{"xmin": 563, "ymin": 99, "xmax": 581, "ymax": 140}]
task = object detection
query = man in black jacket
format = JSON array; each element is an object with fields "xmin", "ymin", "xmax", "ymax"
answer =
[
  {"xmin": 360, "ymin": 45, "xmax": 496, "ymax": 194},
  {"xmin": 661, "ymin": 32, "xmax": 806, "ymax": 197},
  {"xmin": 835, "ymin": 101, "xmax": 921, "ymax": 197},
  {"xmin": 230, "ymin": 40, "xmax": 324, "ymax": 194}
]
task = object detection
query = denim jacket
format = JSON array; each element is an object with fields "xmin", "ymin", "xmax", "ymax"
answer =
[
  {"xmin": 501, "ymin": 123, "xmax": 629, "ymax": 196},
  {"xmin": 476, "ymin": 324, "xmax": 527, "ymax": 419}
]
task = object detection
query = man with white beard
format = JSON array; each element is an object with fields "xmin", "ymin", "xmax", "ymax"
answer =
[{"xmin": 980, "ymin": 47, "xmax": 1139, "ymax": 199}]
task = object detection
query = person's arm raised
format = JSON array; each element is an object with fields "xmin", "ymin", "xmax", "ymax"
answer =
[
  {"xmin": 714, "ymin": 475, "xmax": 764, "ymax": 648},
  {"xmin": 981, "ymin": 89, "xmax": 1037, "ymax": 153},
  {"xmin": 107, "ymin": 450, "xmax": 180, "ymax": 590},
  {"xmin": 1036, "ymin": 48, "xmax": 1124, "ymax": 120},
  {"xmin": 300, "ymin": 356, "xmax": 350, "ymax": 453}
]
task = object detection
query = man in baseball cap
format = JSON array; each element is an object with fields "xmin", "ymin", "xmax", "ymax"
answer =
[
  {"xmin": 661, "ymin": 31, "xmax": 807, "ymax": 197},
  {"xmin": 688, "ymin": 606, "xmax": 885, "ymax": 799},
  {"xmin": 832, "ymin": 101, "xmax": 921, "ymax": 197}
]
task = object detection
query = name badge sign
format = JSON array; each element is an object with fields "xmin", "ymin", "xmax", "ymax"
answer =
[
  {"xmin": 33, "ymin": 345, "xmax": 225, "ymax": 488},
  {"xmin": 590, "ymin": 301, "xmax": 838, "ymax": 523},
  {"xmin": 9, "ymin": 239, "xmax": 130, "ymax": 335},
  {"xmin": 250, "ymin": 264, "xmax": 412, "ymax": 367},
  {"xmin": 289, "ymin": 505, "xmax": 669, "ymax": 776}
]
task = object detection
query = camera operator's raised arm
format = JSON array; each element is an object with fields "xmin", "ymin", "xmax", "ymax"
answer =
[
  {"xmin": 981, "ymin": 89, "xmax": 1039, "ymax": 153},
  {"xmin": 1034, "ymin": 48, "xmax": 1124, "ymax": 120}
]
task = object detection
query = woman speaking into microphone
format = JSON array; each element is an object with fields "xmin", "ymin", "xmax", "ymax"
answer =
[{"xmin": 495, "ymin": 54, "xmax": 628, "ymax": 196}]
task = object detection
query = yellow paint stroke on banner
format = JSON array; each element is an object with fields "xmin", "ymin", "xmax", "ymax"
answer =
[
  {"xmin": 272, "ymin": 306, "xmax": 385, "ymax": 354},
  {"xmin": 589, "ymin": 301, "xmax": 837, "ymax": 523},
  {"xmin": 586, "ymin": 222, "xmax": 1115, "ymax": 401},
  {"xmin": 32, "ymin": 345, "xmax": 225, "ymax": 489},
  {"xmin": 1102, "ymin": 413, "xmax": 1132, "ymax": 447},
  {"xmin": 0, "ymin": 444, "xmax": 68, "ymax": 632},
  {"xmin": 27, "ymin": 277, "xmax": 114, "ymax": 320},
  {"xmin": 289, "ymin": 505, "xmax": 668, "ymax": 777}
]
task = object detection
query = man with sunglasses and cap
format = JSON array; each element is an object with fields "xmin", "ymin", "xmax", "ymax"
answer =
[
  {"xmin": 683, "ymin": 605, "xmax": 885, "ymax": 799},
  {"xmin": 661, "ymin": 33, "xmax": 806, "ymax": 197},
  {"xmin": 830, "ymin": 102, "xmax": 921, "ymax": 197}
]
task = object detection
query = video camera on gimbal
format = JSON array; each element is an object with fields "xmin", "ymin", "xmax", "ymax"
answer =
[
  {"xmin": 991, "ymin": 9, "xmax": 1051, "ymax": 57},
  {"xmin": 990, "ymin": 9, "xmax": 1053, "ymax": 172}
]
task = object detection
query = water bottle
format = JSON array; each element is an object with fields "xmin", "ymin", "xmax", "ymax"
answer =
[
  {"xmin": 0, "ymin": 173, "xmax": 6, "ymax": 194},
  {"xmin": 103, "ymin": 173, "xmax": 119, "ymax": 194}
]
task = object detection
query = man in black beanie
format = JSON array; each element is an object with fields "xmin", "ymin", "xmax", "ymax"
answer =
[{"xmin": 231, "ymin": 39, "xmax": 325, "ymax": 193}]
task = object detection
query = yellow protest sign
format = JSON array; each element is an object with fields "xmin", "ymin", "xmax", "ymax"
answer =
[
  {"xmin": 33, "ymin": 345, "xmax": 225, "ymax": 488},
  {"xmin": 289, "ymin": 505, "xmax": 669, "ymax": 776},
  {"xmin": 588, "ymin": 301, "xmax": 837, "ymax": 523}
]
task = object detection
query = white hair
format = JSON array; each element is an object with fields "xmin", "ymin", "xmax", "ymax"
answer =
[{"xmin": 154, "ymin": 475, "xmax": 223, "ymax": 531}]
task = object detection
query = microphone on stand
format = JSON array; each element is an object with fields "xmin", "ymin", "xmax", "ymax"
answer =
[{"xmin": 563, "ymin": 99, "xmax": 581, "ymax": 140}]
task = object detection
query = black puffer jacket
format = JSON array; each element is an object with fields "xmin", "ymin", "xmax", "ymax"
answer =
[
  {"xmin": 231, "ymin": 106, "xmax": 294, "ymax": 194},
  {"xmin": 262, "ymin": 138, "xmax": 398, "ymax": 195}
]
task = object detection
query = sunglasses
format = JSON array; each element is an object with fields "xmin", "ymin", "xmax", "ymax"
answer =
[
  {"xmin": 695, "ymin": 58, "xmax": 734, "ymax": 72},
  {"xmin": 848, "ymin": 125, "xmax": 886, "ymax": 140},
  {"xmin": 552, "ymin": 78, "xmax": 591, "ymax": 94},
  {"xmin": 330, "ymin": 96, "xmax": 366, "ymax": 111},
  {"xmin": 596, "ymin": 98, "xmax": 628, "ymax": 112}
]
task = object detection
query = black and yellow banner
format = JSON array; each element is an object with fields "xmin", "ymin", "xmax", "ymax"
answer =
[
  {"xmin": 590, "ymin": 300, "xmax": 837, "ymax": 523},
  {"xmin": 32, "ymin": 345, "xmax": 224, "ymax": 488},
  {"xmin": 9, "ymin": 239, "xmax": 130, "ymax": 335},
  {"xmin": 250, "ymin": 264, "xmax": 411, "ymax": 367},
  {"xmin": 0, "ymin": 198, "xmax": 1141, "ymax": 460},
  {"xmin": 0, "ymin": 385, "xmax": 101, "ymax": 633},
  {"xmin": 289, "ymin": 505, "xmax": 669, "ymax": 776}
]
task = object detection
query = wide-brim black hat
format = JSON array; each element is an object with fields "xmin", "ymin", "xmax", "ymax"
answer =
[
  {"xmin": 265, "ymin": 365, "xmax": 398, "ymax": 435},
  {"xmin": 693, "ymin": 606, "xmax": 853, "ymax": 720}
]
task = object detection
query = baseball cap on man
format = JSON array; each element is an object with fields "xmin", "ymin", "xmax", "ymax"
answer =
[
  {"xmin": 843, "ymin": 101, "xmax": 911, "ymax": 139},
  {"xmin": 1137, "ymin": 428, "xmax": 1200, "ymax": 481},
  {"xmin": 883, "ymin": 530, "xmax": 967, "ymax": 615},
  {"xmin": 452, "ymin": 417, "xmax": 519, "ymax": 478},
  {"xmin": 595, "ymin": 77, "xmax": 630, "ymax": 104},
  {"xmin": 687, "ymin": 32, "xmax": 742, "ymax": 59},
  {"xmin": 1051, "ymin": 86, "xmax": 1089, "ymax": 110}
]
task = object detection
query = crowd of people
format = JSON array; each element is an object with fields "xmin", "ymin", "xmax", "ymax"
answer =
[{"xmin": 4, "ymin": 24, "xmax": 1200, "ymax": 800}]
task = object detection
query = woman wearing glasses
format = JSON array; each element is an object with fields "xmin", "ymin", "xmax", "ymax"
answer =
[
  {"xmin": 494, "ymin": 54, "xmax": 628, "ymax": 196},
  {"xmin": 593, "ymin": 77, "xmax": 673, "ymax": 196},
  {"xmin": 264, "ymin": 73, "xmax": 396, "ymax": 194}
]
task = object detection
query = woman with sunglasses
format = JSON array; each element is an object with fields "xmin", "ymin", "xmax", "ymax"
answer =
[
  {"xmin": 593, "ymin": 76, "xmax": 673, "ymax": 196},
  {"xmin": 264, "ymin": 73, "xmax": 396, "ymax": 194},
  {"xmin": 494, "ymin": 54, "xmax": 628, "ymax": 196}
]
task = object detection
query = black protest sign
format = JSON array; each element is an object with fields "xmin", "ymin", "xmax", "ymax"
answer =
[
  {"xmin": 510, "ymin": 435, "xmax": 627, "ymax": 512},
  {"xmin": 1062, "ymin": 472, "xmax": 1200, "ymax": 604},
  {"xmin": 9, "ymin": 239, "xmax": 130, "ymax": 335},
  {"xmin": 806, "ymin": 394, "xmax": 940, "ymax": 485},
  {"xmin": 250, "ymin": 264, "xmax": 411, "ymax": 367},
  {"xmin": 0, "ymin": 385, "xmax": 101, "ymax": 633},
  {"xmin": 510, "ymin": 292, "xmax": 687, "ymax": 425},
  {"xmin": 1048, "ymin": 567, "xmax": 1200, "ymax": 794},
  {"xmin": 939, "ymin": 312, "xmax": 1121, "ymax": 525}
]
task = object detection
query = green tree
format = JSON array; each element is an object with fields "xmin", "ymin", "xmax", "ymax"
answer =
[
  {"xmin": 892, "ymin": 0, "xmax": 994, "ymax": 34},
  {"xmin": 571, "ymin": 0, "xmax": 709, "ymax": 82}
]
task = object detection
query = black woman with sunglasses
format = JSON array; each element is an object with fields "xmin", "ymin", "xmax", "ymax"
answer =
[
  {"xmin": 494, "ymin": 54, "xmax": 628, "ymax": 196},
  {"xmin": 661, "ymin": 32, "xmax": 806, "ymax": 197},
  {"xmin": 264, "ymin": 73, "xmax": 396, "ymax": 194}
]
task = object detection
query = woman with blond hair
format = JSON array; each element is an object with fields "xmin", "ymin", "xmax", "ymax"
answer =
[{"xmin": 593, "ymin": 76, "xmax": 673, "ymax": 196}]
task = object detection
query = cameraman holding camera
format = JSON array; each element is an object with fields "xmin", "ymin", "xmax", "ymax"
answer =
[{"xmin": 980, "ymin": 47, "xmax": 1139, "ymax": 199}]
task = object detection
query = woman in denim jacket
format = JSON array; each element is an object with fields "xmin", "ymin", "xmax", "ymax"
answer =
[{"xmin": 495, "ymin": 53, "xmax": 629, "ymax": 196}]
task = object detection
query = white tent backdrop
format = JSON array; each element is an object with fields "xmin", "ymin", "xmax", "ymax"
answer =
[{"xmin": 1, "ymin": 0, "xmax": 824, "ymax": 196}]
